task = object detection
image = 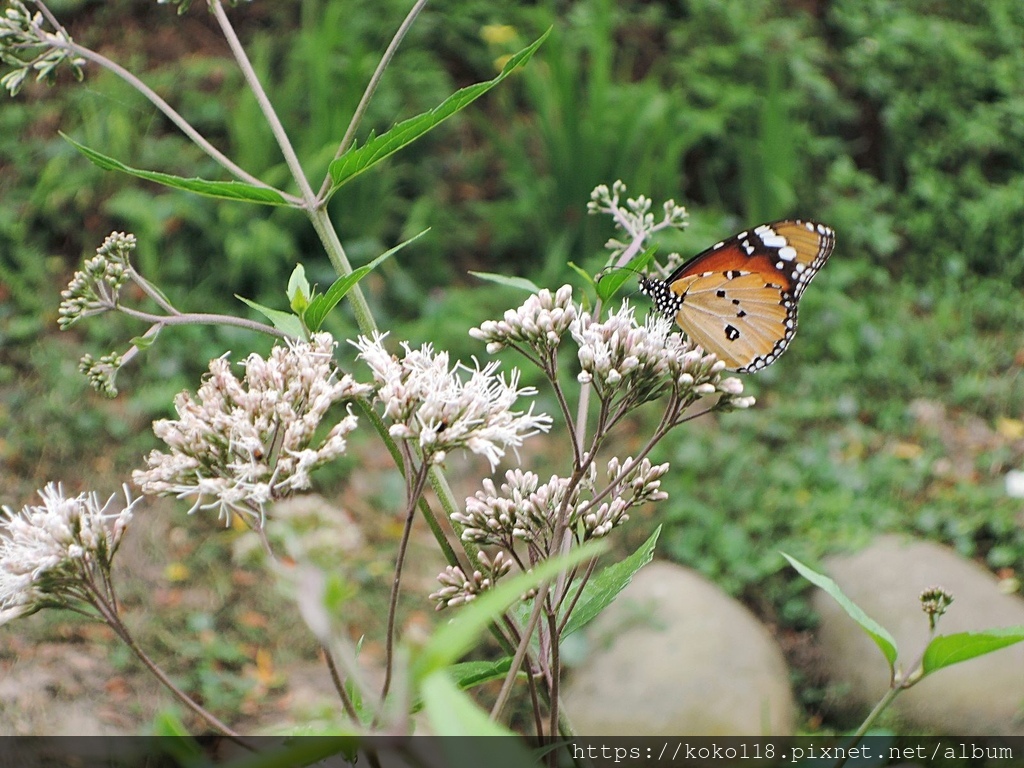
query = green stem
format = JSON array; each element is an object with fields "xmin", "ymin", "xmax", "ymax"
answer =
[
  {"xmin": 836, "ymin": 686, "xmax": 903, "ymax": 768},
  {"xmin": 307, "ymin": 206, "xmax": 378, "ymax": 335},
  {"xmin": 356, "ymin": 401, "xmax": 466, "ymax": 573}
]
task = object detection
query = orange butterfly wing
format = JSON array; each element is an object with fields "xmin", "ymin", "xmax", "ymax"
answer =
[{"xmin": 640, "ymin": 220, "xmax": 835, "ymax": 372}]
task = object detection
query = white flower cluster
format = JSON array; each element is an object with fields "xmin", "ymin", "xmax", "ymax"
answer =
[
  {"xmin": 0, "ymin": 0, "xmax": 85, "ymax": 96},
  {"xmin": 469, "ymin": 285, "xmax": 577, "ymax": 357},
  {"xmin": 587, "ymin": 180, "xmax": 688, "ymax": 260},
  {"xmin": 469, "ymin": 287, "xmax": 752, "ymax": 415},
  {"xmin": 429, "ymin": 550, "xmax": 512, "ymax": 610},
  {"xmin": 586, "ymin": 456, "xmax": 669, "ymax": 537},
  {"xmin": 571, "ymin": 301, "xmax": 754, "ymax": 411},
  {"xmin": 58, "ymin": 232, "xmax": 136, "ymax": 330},
  {"xmin": 133, "ymin": 333, "xmax": 369, "ymax": 524},
  {"xmin": 0, "ymin": 483, "xmax": 137, "ymax": 626},
  {"xmin": 455, "ymin": 469, "xmax": 572, "ymax": 550},
  {"xmin": 352, "ymin": 332, "xmax": 552, "ymax": 469},
  {"xmin": 453, "ymin": 457, "xmax": 669, "ymax": 552}
]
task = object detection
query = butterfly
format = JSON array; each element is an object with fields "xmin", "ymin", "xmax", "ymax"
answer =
[{"xmin": 637, "ymin": 219, "xmax": 835, "ymax": 373}]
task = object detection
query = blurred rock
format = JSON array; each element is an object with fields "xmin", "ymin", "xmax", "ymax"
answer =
[
  {"xmin": 234, "ymin": 494, "xmax": 364, "ymax": 567},
  {"xmin": 814, "ymin": 534, "xmax": 1024, "ymax": 735},
  {"xmin": 563, "ymin": 561, "xmax": 795, "ymax": 735}
]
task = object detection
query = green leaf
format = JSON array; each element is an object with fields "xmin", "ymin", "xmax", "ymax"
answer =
[
  {"xmin": 414, "ymin": 539, "xmax": 605, "ymax": 681},
  {"xmin": 141, "ymin": 280, "xmax": 175, "ymax": 309},
  {"xmin": 150, "ymin": 709, "xmax": 192, "ymax": 738},
  {"xmin": 783, "ymin": 553, "xmax": 899, "ymax": 676},
  {"xmin": 566, "ymin": 261, "xmax": 596, "ymax": 291},
  {"xmin": 327, "ymin": 30, "xmax": 550, "ymax": 194},
  {"xmin": 236, "ymin": 295, "xmax": 305, "ymax": 338},
  {"xmin": 287, "ymin": 264, "xmax": 311, "ymax": 314},
  {"xmin": 596, "ymin": 246, "xmax": 658, "ymax": 303},
  {"xmin": 421, "ymin": 671, "xmax": 520, "ymax": 740},
  {"xmin": 922, "ymin": 627, "xmax": 1024, "ymax": 675},
  {"xmin": 129, "ymin": 330, "xmax": 159, "ymax": 352},
  {"xmin": 303, "ymin": 229, "xmax": 427, "ymax": 332},
  {"xmin": 149, "ymin": 714, "xmax": 205, "ymax": 765},
  {"xmin": 468, "ymin": 271, "xmax": 541, "ymax": 293},
  {"xmin": 213, "ymin": 738, "xmax": 359, "ymax": 768},
  {"xmin": 562, "ymin": 525, "xmax": 660, "ymax": 638},
  {"xmin": 448, "ymin": 657, "xmax": 515, "ymax": 690},
  {"xmin": 63, "ymin": 135, "xmax": 290, "ymax": 206}
]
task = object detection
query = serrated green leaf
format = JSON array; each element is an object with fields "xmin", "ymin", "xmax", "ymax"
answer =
[
  {"xmin": 288, "ymin": 264, "xmax": 311, "ymax": 314},
  {"xmin": 236, "ymin": 295, "xmax": 305, "ymax": 338},
  {"xmin": 562, "ymin": 525, "xmax": 660, "ymax": 638},
  {"xmin": 414, "ymin": 540, "xmax": 605, "ymax": 681},
  {"xmin": 783, "ymin": 553, "xmax": 899, "ymax": 676},
  {"xmin": 449, "ymin": 657, "xmax": 515, "ymax": 690},
  {"xmin": 468, "ymin": 271, "xmax": 541, "ymax": 293},
  {"xmin": 303, "ymin": 229, "xmax": 427, "ymax": 331},
  {"xmin": 596, "ymin": 246, "xmax": 658, "ymax": 303},
  {"xmin": 327, "ymin": 31, "xmax": 550, "ymax": 194},
  {"xmin": 63, "ymin": 134, "xmax": 289, "ymax": 206},
  {"xmin": 922, "ymin": 627, "xmax": 1024, "ymax": 675}
]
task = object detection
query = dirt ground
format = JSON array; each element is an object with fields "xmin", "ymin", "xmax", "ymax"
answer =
[{"xmin": 0, "ymin": 438, "xmax": 481, "ymax": 736}]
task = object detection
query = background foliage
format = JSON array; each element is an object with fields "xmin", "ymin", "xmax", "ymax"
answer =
[{"xmin": 2, "ymin": 0, "xmax": 1023, "ymax": 729}]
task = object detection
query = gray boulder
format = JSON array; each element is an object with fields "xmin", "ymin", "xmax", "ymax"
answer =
[{"xmin": 563, "ymin": 560, "xmax": 795, "ymax": 735}]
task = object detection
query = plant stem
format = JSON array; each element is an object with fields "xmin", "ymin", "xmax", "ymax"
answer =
[
  {"xmin": 357, "ymin": 403, "xmax": 469, "ymax": 575},
  {"xmin": 114, "ymin": 306, "xmax": 288, "ymax": 338},
  {"xmin": 209, "ymin": 0, "xmax": 317, "ymax": 207},
  {"xmin": 545, "ymin": 606, "xmax": 561, "ymax": 741},
  {"xmin": 307, "ymin": 206, "xmax": 378, "ymax": 334},
  {"xmin": 491, "ymin": 582, "xmax": 550, "ymax": 721},
  {"xmin": 129, "ymin": 271, "xmax": 178, "ymax": 315},
  {"xmin": 379, "ymin": 462, "xmax": 432, "ymax": 705},
  {"xmin": 835, "ymin": 686, "xmax": 902, "ymax": 768},
  {"xmin": 318, "ymin": 0, "xmax": 431, "ymax": 201},
  {"xmin": 547, "ymin": 368, "xmax": 582, "ymax": 466},
  {"xmin": 556, "ymin": 557, "xmax": 597, "ymax": 634},
  {"xmin": 321, "ymin": 644, "xmax": 361, "ymax": 723},
  {"xmin": 88, "ymin": 591, "xmax": 247, "ymax": 745}
]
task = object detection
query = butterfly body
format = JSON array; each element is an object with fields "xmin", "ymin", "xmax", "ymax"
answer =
[{"xmin": 638, "ymin": 220, "xmax": 835, "ymax": 373}]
